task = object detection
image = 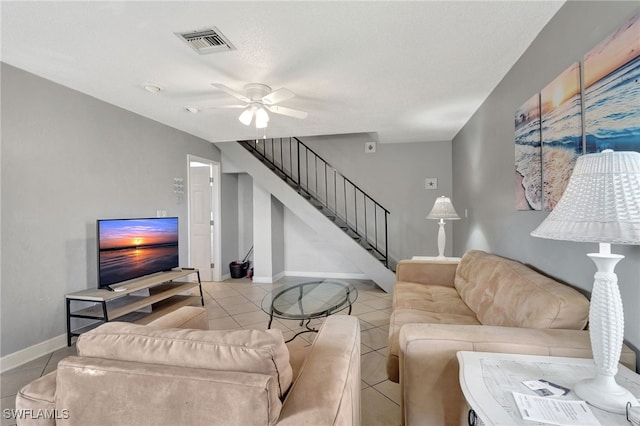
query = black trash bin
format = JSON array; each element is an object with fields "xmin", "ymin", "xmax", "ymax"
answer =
[{"xmin": 229, "ymin": 261, "xmax": 250, "ymax": 278}]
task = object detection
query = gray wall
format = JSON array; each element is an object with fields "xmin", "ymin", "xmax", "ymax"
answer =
[
  {"xmin": 270, "ymin": 196, "xmax": 285, "ymax": 276},
  {"xmin": 220, "ymin": 173, "xmax": 239, "ymax": 276},
  {"xmin": 451, "ymin": 2, "xmax": 640, "ymax": 369},
  {"xmin": 301, "ymin": 135, "xmax": 453, "ymax": 263},
  {"xmin": 283, "ymin": 208, "xmax": 365, "ymax": 275},
  {"xmin": 238, "ymin": 173, "xmax": 254, "ymax": 262},
  {"xmin": 1, "ymin": 64, "xmax": 222, "ymax": 356}
]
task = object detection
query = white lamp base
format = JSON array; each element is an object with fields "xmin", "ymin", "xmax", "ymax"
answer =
[
  {"xmin": 575, "ymin": 244, "xmax": 636, "ymax": 414},
  {"xmin": 436, "ymin": 219, "xmax": 446, "ymax": 258},
  {"xmin": 575, "ymin": 375, "xmax": 637, "ymax": 414}
]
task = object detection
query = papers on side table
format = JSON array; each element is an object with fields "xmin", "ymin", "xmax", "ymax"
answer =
[
  {"xmin": 512, "ymin": 392, "xmax": 600, "ymax": 426},
  {"xmin": 457, "ymin": 351, "xmax": 640, "ymax": 426}
]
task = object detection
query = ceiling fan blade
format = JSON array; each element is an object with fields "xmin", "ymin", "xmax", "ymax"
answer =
[
  {"xmin": 266, "ymin": 105, "xmax": 308, "ymax": 120},
  {"xmin": 262, "ymin": 88, "xmax": 295, "ymax": 105},
  {"xmin": 205, "ymin": 104, "xmax": 246, "ymax": 109},
  {"xmin": 211, "ymin": 83, "xmax": 250, "ymax": 103}
]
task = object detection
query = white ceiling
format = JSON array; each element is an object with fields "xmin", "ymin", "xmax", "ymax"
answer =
[{"xmin": 1, "ymin": 1, "xmax": 564, "ymax": 144}]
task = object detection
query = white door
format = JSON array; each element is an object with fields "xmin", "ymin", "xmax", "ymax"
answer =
[{"xmin": 188, "ymin": 157, "xmax": 220, "ymax": 281}]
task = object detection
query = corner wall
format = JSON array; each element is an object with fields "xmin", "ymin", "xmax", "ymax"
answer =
[{"xmin": 451, "ymin": 2, "xmax": 640, "ymax": 369}]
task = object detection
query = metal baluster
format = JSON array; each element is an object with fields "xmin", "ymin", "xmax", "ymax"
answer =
[
  {"xmin": 384, "ymin": 212, "xmax": 388, "ymax": 267},
  {"xmin": 354, "ymin": 183, "xmax": 358, "ymax": 235},
  {"xmin": 288, "ymin": 138, "xmax": 292, "ymax": 180},
  {"xmin": 296, "ymin": 139, "xmax": 301, "ymax": 188},
  {"xmin": 374, "ymin": 205, "xmax": 378, "ymax": 251},
  {"xmin": 364, "ymin": 195, "xmax": 368, "ymax": 246},
  {"xmin": 343, "ymin": 178, "xmax": 348, "ymax": 228},
  {"xmin": 308, "ymin": 149, "xmax": 311, "ymax": 193},
  {"xmin": 333, "ymin": 169, "xmax": 338, "ymax": 218}
]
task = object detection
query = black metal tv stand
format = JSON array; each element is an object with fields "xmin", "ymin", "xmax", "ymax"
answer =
[{"xmin": 65, "ymin": 269, "xmax": 203, "ymax": 346}]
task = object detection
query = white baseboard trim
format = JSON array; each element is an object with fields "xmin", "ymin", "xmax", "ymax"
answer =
[
  {"xmin": 285, "ymin": 271, "xmax": 368, "ymax": 280},
  {"xmin": 251, "ymin": 271, "xmax": 286, "ymax": 284},
  {"xmin": 220, "ymin": 273, "xmax": 231, "ymax": 281},
  {"xmin": 1, "ymin": 333, "xmax": 67, "ymax": 373}
]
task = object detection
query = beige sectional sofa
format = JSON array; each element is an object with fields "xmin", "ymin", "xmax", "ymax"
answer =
[
  {"xmin": 16, "ymin": 306, "xmax": 361, "ymax": 426},
  {"xmin": 387, "ymin": 250, "xmax": 637, "ymax": 426}
]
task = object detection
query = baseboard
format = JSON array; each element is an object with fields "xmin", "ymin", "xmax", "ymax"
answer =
[
  {"xmin": 220, "ymin": 273, "xmax": 231, "ymax": 281},
  {"xmin": 285, "ymin": 270, "xmax": 368, "ymax": 280},
  {"xmin": 252, "ymin": 271, "xmax": 285, "ymax": 284},
  {"xmin": 1, "ymin": 333, "xmax": 67, "ymax": 373}
]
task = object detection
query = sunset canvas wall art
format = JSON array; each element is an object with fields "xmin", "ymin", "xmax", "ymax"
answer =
[
  {"xmin": 515, "ymin": 94, "xmax": 542, "ymax": 211},
  {"xmin": 540, "ymin": 62, "xmax": 583, "ymax": 212},
  {"xmin": 584, "ymin": 11, "xmax": 640, "ymax": 154}
]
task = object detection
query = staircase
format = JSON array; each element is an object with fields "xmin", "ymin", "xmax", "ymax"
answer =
[{"xmin": 216, "ymin": 139, "xmax": 396, "ymax": 292}]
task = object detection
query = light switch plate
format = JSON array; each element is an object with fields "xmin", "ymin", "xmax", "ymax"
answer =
[{"xmin": 425, "ymin": 178, "xmax": 438, "ymax": 189}]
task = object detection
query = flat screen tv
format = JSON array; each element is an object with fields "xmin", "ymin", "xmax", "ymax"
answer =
[{"xmin": 97, "ymin": 217, "xmax": 179, "ymax": 288}]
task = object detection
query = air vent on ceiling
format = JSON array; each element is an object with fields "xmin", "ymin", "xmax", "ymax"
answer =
[{"xmin": 175, "ymin": 27, "xmax": 235, "ymax": 55}]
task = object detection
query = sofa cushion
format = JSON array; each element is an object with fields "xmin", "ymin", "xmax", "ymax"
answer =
[
  {"xmin": 454, "ymin": 250, "xmax": 589, "ymax": 330},
  {"xmin": 386, "ymin": 303, "xmax": 481, "ymax": 382},
  {"xmin": 393, "ymin": 282, "xmax": 477, "ymax": 316},
  {"xmin": 77, "ymin": 322, "xmax": 293, "ymax": 397}
]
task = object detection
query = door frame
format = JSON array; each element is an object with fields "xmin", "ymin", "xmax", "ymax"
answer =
[{"xmin": 187, "ymin": 155, "xmax": 221, "ymax": 282}]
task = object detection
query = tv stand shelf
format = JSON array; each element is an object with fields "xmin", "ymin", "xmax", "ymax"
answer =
[{"xmin": 65, "ymin": 269, "xmax": 204, "ymax": 346}]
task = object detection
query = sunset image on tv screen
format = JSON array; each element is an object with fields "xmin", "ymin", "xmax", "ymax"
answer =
[{"xmin": 98, "ymin": 218, "xmax": 179, "ymax": 286}]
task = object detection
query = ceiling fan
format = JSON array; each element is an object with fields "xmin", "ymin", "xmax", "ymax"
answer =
[{"xmin": 206, "ymin": 83, "xmax": 308, "ymax": 128}]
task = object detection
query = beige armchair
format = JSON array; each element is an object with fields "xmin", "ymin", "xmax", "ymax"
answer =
[{"xmin": 16, "ymin": 307, "xmax": 361, "ymax": 426}]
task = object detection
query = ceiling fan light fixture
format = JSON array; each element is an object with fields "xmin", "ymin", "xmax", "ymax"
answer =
[
  {"xmin": 255, "ymin": 107, "xmax": 269, "ymax": 128},
  {"xmin": 238, "ymin": 107, "xmax": 254, "ymax": 126}
]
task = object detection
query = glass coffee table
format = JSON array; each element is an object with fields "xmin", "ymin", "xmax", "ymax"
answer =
[{"xmin": 261, "ymin": 279, "xmax": 358, "ymax": 342}]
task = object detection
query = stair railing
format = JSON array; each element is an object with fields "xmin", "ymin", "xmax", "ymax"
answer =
[{"xmin": 239, "ymin": 138, "xmax": 390, "ymax": 267}]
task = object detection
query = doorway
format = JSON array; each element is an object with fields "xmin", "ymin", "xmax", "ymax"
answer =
[{"xmin": 187, "ymin": 155, "xmax": 221, "ymax": 282}]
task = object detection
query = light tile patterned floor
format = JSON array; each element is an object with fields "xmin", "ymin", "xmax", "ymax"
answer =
[{"xmin": 1, "ymin": 277, "xmax": 400, "ymax": 426}]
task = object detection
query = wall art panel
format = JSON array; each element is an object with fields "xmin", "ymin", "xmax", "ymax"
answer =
[
  {"xmin": 540, "ymin": 62, "xmax": 582, "ymax": 212},
  {"xmin": 515, "ymin": 94, "xmax": 542, "ymax": 211},
  {"xmin": 584, "ymin": 11, "xmax": 640, "ymax": 154}
]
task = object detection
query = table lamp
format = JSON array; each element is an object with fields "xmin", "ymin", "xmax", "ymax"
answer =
[
  {"xmin": 531, "ymin": 149, "xmax": 640, "ymax": 413},
  {"xmin": 427, "ymin": 196, "xmax": 460, "ymax": 259}
]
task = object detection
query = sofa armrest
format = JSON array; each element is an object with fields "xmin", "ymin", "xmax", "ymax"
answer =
[
  {"xmin": 399, "ymin": 323, "xmax": 636, "ymax": 426},
  {"xmin": 395, "ymin": 259, "xmax": 458, "ymax": 287},
  {"xmin": 278, "ymin": 315, "xmax": 361, "ymax": 426},
  {"xmin": 145, "ymin": 306, "xmax": 208, "ymax": 330},
  {"xmin": 15, "ymin": 371, "xmax": 57, "ymax": 426}
]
